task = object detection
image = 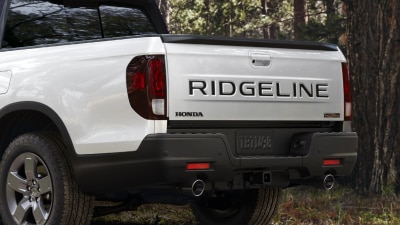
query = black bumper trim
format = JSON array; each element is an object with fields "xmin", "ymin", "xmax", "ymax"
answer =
[{"xmin": 72, "ymin": 132, "xmax": 357, "ymax": 194}]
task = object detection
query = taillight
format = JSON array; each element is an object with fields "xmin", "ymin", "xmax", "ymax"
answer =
[
  {"xmin": 126, "ymin": 55, "xmax": 167, "ymax": 120},
  {"xmin": 342, "ymin": 63, "xmax": 352, "ymax": 121}
]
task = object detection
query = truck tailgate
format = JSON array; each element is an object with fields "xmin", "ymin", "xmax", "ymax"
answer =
[{"xmin": 162, "ymin": 35, "xmax": 346, "ymax": 121}]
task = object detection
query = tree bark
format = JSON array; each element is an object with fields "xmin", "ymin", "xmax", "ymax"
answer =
[
  {"xmin": 346, "ymin": 0, "xmax": 400, "ymax": 193},
  {"xmin": 266, "ymin": 0, "xmax": 279, "ymax": 39},
  {"xmin": 261, "ymin": 0, "xmax": 269, "ymax": 39},
  {"xmin": 325, "ymin": 0, "xmax": 335, "ymax": 21},
  {"xmin": 155, "ymin": 0, "xmax": 170, "ymax": 26},
  {"xmin": 293, "ymin": 0, "xmax": 305, "ymax": 39}
]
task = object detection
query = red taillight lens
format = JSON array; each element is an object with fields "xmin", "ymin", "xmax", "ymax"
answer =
[
  {"xmin": 186, "ymin": 162, "xmax": 211, "ymax": 170},
  {"xmin": 126, "ymin": 55, "xmax": 167, "ymax": 120},
  {"xmin": 148, "ymin": 58, "xmax": 166, "ymax": 98},
  {"xmin": 132, "ymin": 71, "xmax": 146, "ymax": 90},
  {"xmin": 342, "ymin": 63, "xmax": 352, "ymax": 121},
  {"xmin": 323, "ymin": 159, "xmax": 342, "ymax": 166}
]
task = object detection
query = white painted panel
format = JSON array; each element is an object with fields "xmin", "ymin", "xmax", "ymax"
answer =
[
  {"xmin": 165, "ymin": 43, "xmax": 346, "ymax": 121},
  {"xmin": 0, "ymin": 37, "xmax": 166, "ymax": 154},
  {"xmin": 0, "ymin": 71, "xmax": 11, "ymax": 94}
]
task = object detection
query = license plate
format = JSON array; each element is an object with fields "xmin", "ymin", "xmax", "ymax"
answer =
[{"xmin": 236, "ymin": 130, "xmax": 273, "ymax": 155}]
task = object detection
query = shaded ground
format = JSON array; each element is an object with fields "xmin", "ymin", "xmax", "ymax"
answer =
[
  {"xmin": 91, "ymin": 186, "xmax": 400, "ymax": 225},
  {"xmin": 274, "ymin": 186, "xmax": 400, "ymax": 225},
  {"xmin": 91, "ymin": 204, "xmax": 196, "ymax": 225}
]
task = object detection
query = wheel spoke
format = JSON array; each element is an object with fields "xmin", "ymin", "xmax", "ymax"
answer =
[
  {"xmin": 33, "ymin": 201, "xmax": 48, "ymax": 225},
  {"xmin": 24, "ymin": 154, "xmax": 37, "ymax": 180},
  {"xmin": 38, "ymin": 175, "xmax": 52, "ymax": 194},
  {"xmin": 3, "ymin": 134, "xmax": 94, "ymax": 225},
  {"xmin": 7, "ymin": 172, "xmax": 28, "ymax": 194},
  {"xmin": 12, "ymin": 197, "xmax": 31, "ymax": 224}
]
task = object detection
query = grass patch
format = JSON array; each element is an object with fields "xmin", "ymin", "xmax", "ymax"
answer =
[
  {"xmin": 92, "ymin": 204, "xmax": 196, "ymax": 225},
  {"xmin": 274, "ymin": 185, "xmax": 400, "ymax": 225},
  {"xmin": 92, "ymin": 185, "xmax": 400, "ymax": 225}
]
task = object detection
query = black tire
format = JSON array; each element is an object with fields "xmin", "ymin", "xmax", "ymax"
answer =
[
  {"xmin": 191, "ymin": 187, "xmax": 280, "ymax": 225},
  {"xmin": 0, "ymin": 133, "xmax": 94, "ymax": 225}
]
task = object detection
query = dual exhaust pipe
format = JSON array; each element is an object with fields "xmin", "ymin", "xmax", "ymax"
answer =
[
  {"xmin": 306, "ymin": 173, "xmax": 336, "ymax": 190},
  {"xmin": 322, "ymin": 174, "xmax": 335, "ymax": 190},
  {"xmin": 184, "ymin": 173, "xmax": 335, "ymax": 197},
  {"xmin": 183, "ymin": 179, "xmax": 206, "ymax": 197},
  {"xmin": 303, "ymin": 173, "xmax": 335, "ymax": 190}
]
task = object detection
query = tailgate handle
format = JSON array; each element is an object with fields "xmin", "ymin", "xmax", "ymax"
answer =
[{"xmin": 250, "ymin": 53, "xmax": 271, "ymax": 67}]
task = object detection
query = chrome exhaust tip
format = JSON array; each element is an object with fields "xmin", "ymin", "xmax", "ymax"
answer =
[
  {"xmin": 323, "ymin": 174, "xmax": 335, "ymax": 190},
  {"xmin": 192, "ymin": 179, "xmax": 205, "ymax": 197}
]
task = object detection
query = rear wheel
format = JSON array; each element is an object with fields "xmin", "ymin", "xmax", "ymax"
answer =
[
  {"xmin": 191, "ymin": 187, "xmax": 280, "ymax": 225},
  {"xmin": 0, "ymin": 133, "xmax": 93, "ymax": 225}
]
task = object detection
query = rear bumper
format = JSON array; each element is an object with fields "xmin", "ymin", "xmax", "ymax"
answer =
[{"xmin": 73, "ymin": 132, "xmax": 357, "ymax": 194}]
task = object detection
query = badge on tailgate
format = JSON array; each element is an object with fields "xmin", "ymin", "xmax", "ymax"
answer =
[{"xmin": 236, "ymin": 130, "xmax": 273, "ymax": 155}]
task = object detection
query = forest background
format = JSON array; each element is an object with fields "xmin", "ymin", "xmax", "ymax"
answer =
[{"xmin": 153, "ymin": 0, "xmax": 400, "ymax": 195}]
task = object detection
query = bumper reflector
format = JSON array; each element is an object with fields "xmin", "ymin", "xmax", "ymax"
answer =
[
  {"xmin": 323, "ymin": 159, "xmax": 342, "ymax": 166},
  {"xmin": 186, "ymin": 162, "xmax": 211, "ymax": 170}
]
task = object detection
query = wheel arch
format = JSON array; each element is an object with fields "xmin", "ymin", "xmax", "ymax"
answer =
[{"xmin": 0, "ymin": 101, "xmax": 76, "ymax": 162}]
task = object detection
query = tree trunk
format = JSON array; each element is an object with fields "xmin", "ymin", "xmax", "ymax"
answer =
[
  {"xmin": 204, "ymin": 0, "xmax": 210, "ymax": 36},
  {"xmin": 266, "ymin": 0, "xmax": 279, "ymax": 39},
  {"xmin": 325, "ymin": 0, "xmax": 335, "ymax": 21},
  {"xmin": 261, "ymin": 0, "xmax": 269, "ymax": 39},
  {"xmin": 346, "ymin": 0, "xmax": 400, "ymax": 193},
  {"xmin": 261, "ymin": 0, "xmax": 280, "ymax": 39},
  {"xmin": 293, "ymin": 0, "xmax": 305, "ymax": 39},
  {"xmin": 155, "ymin": 0, "xmax": 170, "ymax": 26}
]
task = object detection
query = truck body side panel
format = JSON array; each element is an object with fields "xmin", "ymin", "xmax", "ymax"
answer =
[{"xmin": 0, "ymin": 37, "xmax": 165, "ymax": 154}]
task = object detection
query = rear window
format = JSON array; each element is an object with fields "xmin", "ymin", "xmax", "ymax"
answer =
[{"xmin": 2, "ymin": 0, "xmax": 157, "ymax": 48}]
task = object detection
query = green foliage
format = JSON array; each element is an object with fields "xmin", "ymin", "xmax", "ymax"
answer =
[
  {"xmin": 167, "ymin": 0, "xmax": 346, "ymax": 44},
  {"xmin": 169, "ymin": 0, "xmax": 269, "ymax": 37},
  {"xmin": 295, "ymin": 14, "xmax": 345, "ymax": 44}
]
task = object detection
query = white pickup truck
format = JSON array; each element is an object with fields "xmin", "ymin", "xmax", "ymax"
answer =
[{"xmin": 0, "ymin": 0, "xmax": 357, "ymax": 225}]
